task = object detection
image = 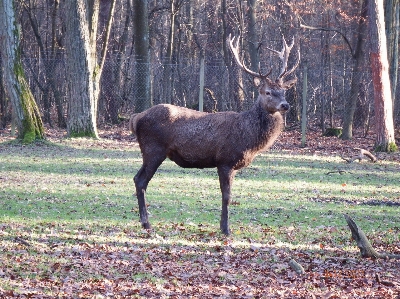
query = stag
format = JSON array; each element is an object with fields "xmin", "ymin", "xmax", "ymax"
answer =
[{"xmin": 131, "ymin": 35, "xmax": 299, "ymax": 235}]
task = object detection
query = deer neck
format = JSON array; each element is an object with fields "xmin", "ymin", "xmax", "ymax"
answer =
[{"xmin": 240, "ymin": 100, "xmax": 284, "ymax": 151}]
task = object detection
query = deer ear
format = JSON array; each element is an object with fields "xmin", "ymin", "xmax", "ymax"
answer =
[
  {"xmin": 253, "ymin": 77, "xmax": 261, "ymax": 87},
  {"xmin": 282, "ymin": 78, "xmax": 297, "ymax": 90}
]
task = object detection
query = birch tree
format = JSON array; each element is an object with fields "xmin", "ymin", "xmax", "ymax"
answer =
[{"xmin": 0, "ymin": 0, "xmax": 45, "ymax": 143}]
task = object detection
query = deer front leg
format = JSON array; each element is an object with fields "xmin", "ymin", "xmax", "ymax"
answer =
[
  {"xmin": 217, "ymin": 166, "xmax": 237, "ymax": 235},
  {"xmin": 134, "ymin": 166, "xmax": 151, "ymax": 229},
  {"xmin": 134, "ymin": 156, "xmax": 165, "ymax": 229}
]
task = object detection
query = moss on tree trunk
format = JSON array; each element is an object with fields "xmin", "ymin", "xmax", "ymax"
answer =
[
  {"xmin": 0, "ymin": 0, "xmax": 44, "ymax": 143},
  {"xmin": 14, "ymin": 61, "xmax": 45, "ymax": 143}
]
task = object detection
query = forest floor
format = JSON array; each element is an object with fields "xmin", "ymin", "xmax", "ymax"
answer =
[{"xmin": 0, "ymin": 122, "xmax": 400, "ymax": 298}]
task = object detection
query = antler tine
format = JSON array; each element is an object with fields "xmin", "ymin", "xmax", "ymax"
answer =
[
  {"xmin": 228, "ymin": 34, "xmax": 261, "ymax": 78},
  {"xmin": 281, "ymin": 46, "xmax": 300, "ymax": 80},
  {"xmin": 266, "ymin": 35, "xmax": 299, "ymax": 82},
  {"xmin": 258, "ymin": 62, "xmax": 272, "ymax": 79}
]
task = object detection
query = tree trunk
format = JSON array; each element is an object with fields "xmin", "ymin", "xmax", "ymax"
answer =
[
  {"xmin": 247, "ymin": 0, "xmax": 259, "ymax": 100},
  {"xmin": 133, "ymin": 0, "xmax": 151, "ymax": 112},
  {"xmin": 162, "ymin": 0, "xmax": 176, "ymax": 106},
  {"xmin": 385, "ymin": 0, "xmax": 399, "ymax": 105},
  {"xmin": 65, "ymin": 0, "xmax": 115, "ymax": 137},
  {"xmin": 0, "ymin": 53, "xmax": 7, "ymax": 129},
  {"xmin": 385, "ymin": 0, "xmax": 400, "ymax": 124},
  {"xmin": 342, "ymin": 0, "xmax": 368, "ymax": 140},
  {"xmin": 107, "ymin": 0, "xmax": 132, "ymax": 124},
  {"xmin": 65, "ymin": 0, "xmax": 98, "ymax": 137},
  {"xmin": 0, "ymin": 0, "xmax": 45, "ymax": 143},
  {"xmin": 50, "ymin": 0, "xmax": 67, "ymax": 128},
  {"xmin": 221, "ymin": 0, "xmax": 229, "ymax": 111},
  {"xmin": 368, "ymin": 0, "xmax": 398, "ymax": 151},
  {"xmin": 247, "ymin": 0, "xmax": 259, "ymax": 70}
]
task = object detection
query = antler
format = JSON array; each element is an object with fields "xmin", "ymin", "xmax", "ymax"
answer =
[
  {"xmin": 266, "ymin": 35, "xmax": 300, "ymax": 82},
  {"xmin": 227, "ymin": 34, "xmax": 271, "ymax": 79}
]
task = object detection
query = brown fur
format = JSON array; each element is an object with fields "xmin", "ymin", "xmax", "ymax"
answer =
[
  {"xmin": 133, "ymin": 78, "xmax": 294, "ymax": 235},
  {"xmin": 128, "ymin": 113, "xmax": 139, "ymax": 135}
]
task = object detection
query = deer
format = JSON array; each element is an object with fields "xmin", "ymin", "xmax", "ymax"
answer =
[{"xmin": 131, "ymin": 34, "xmax": 299, "ymax": 235}]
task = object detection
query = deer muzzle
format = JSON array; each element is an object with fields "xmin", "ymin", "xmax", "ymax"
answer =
[{"xmin": 280, "ymin": 103, "xmax": 290, "ymax": 112}]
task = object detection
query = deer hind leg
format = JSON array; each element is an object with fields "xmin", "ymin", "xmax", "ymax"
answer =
[
  {"xmin": 217, "ymin": 166, "xmax": 237, "ymax": 235},
  {"xmin": 134, "ymin": 154, "xmax": 165, "ymax": 229}
]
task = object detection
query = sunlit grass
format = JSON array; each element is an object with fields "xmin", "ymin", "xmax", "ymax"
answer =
[{"xmin": 1, "ymin": 139, "xmax": 399, "ymax": 240}]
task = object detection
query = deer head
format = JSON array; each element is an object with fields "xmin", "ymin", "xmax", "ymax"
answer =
[{"xmin": 228, "ymin": 34, "xmax": 300, "ymax": 113}]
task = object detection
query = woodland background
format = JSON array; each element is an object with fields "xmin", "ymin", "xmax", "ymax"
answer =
[
  {"xmin": 0, "ymin": 0, "xmax": 399, "ymax": 141},
  {"xmin": 1, "ymin": 1, "xmax": 400, "ymax": 297}
]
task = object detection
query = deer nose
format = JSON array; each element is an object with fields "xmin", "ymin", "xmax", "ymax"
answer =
[{"xmin": 281, "ymin": 103, "xmax": 290, "ymax": 111}]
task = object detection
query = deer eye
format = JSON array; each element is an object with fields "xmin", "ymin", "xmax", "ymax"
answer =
[{"xmin": 265, "ymin": 91, "xmax": 271, "ymax": 95}]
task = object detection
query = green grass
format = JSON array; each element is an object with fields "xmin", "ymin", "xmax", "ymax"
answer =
[
  {"xmin": 0, "ymin": 138, "xmax": 399, "ymax": 296},
  {"xmin": 1, "ymin": 138, "xmax": 399, "ymax": 242}
]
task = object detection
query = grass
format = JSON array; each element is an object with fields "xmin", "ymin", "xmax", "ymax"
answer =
[
  {"xmin": 1, "ymin": 138, "xmax": 399, "ymax": 241},
  {"xmin": 0, "ymin": 137, "xmax": 399, "ymax": 297}
]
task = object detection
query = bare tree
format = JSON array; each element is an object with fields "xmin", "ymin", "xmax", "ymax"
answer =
[
  {"xmin": 247, "ymin": 0, "xmax": 259, "ymax": 70},
  {"xmin": 65, "ymin": 0, "xmax": 115, "ymax": 137},
  {"xmin": 342, "ymin": 0, "xmax": 368, "ymax": 140},
  {"xmin": 0, "ymin": 0, "xmax": 44, "ymax": 143},
  {"xmin": 385, "ymin": 0, "xmax": 399, "ymax": 120},
  {"xmin": 367, "ymin": 0, "xmax": 397, "ymax": 151},
  {"xmin": 21, "ymin": 0, "xmax": 67, "ymax": 128},
  {"xmin": 105, "ymin": 0, "xmax": 133, "ymax": 124},
  {"xmin": 133, "ymin": 0, "xmax": 151, "ymax": 112}
]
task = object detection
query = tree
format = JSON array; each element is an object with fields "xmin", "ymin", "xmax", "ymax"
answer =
[
  {"xmin": 0, "ymin": 0, "xmax": 45, "ymax": 143},
  {"xmin": 105, "ymin": 0, "xmax": 133, "ymax": 124},
  {"xmin": 22, "ymin": 0, "xmax": 67, "ymax": 128},
  {"xmin": 221, "ymin": 0, "xmax": 245, "ymax": 111},
  {"xmin": 65, "ymin": 0, "xmax": 115, "ymax": 137},
  {"xmin": 133, "ymin": 0, "xmax": 151, "ymax": 112},
  {"xmin": 385, "ymin": 0, "xmax": 399, "ymax": 99},
  {"xmin": 368, "ymin": 0, "xmax": 397, "ymax": 151},
  {"xmin": 342, "ymin": 0, "xmax": 368, "ymax": 140},
  {"xmin": 385, "ymin": 0, "xmax": 399, "ymax": 119},
  {"xmin": 247, "ymin": 0, "xmax": 259, "ymax": 70}
]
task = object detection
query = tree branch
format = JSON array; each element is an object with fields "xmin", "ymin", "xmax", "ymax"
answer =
[
  {"xmin": 99, "ymin": 0, "xmax": 116, "ymax": 76},
  {"xmin": 300, "ymin": 23, "xmax": 355, "ymax": 57}
]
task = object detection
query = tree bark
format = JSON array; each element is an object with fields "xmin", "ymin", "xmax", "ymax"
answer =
[
  {"xmin": 161, "ymin": 0, "xmax": 177, "ymax": 106},
  {"xmin": 247, "ymin": 0, "xmax": 259, "ymax": 70},
  {"xmin": 247, "ymin": 0, "xmax": 259, "ymax": 100},
  {"xmin": 342, "ymin": 0, "xmax": 368, "ymax": 140},
  {"xmin": 133, "ymin": 0, "xmax": 151, "ymax": 112},
  {"xmin": 385, "ymin": 0, "xmax": 400, "ymax": 125},
  {"xmin": 368, "ymin": 0, "xmax": 397, "ymax": 151},
  {"xmin": 385, "ymin": 0, "xmax": 399, "ymax": 105},
  {"xmin": 0, "ymin": 0, "xmax": 45, "ymax": 143},
  {"xmin": 65, "ymin": 0, "xmax": 98, "ymax": 137},
  {"xmin": 65, "ymin": 0, "xmax": 115, "ymax": 137},
  {"xmin": 107, "ymin": 0, "xmax": 132, "ymax": 124}
]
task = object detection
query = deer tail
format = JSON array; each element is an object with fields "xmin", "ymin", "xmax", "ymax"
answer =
[{"xmin": 129, "ymin": 113, "xmax": 138, "ymax": 135}]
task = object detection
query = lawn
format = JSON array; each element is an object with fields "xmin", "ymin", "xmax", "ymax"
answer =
[{"xmin": 0, "ymin": 130, "xmax": 399, "ymax": 298}]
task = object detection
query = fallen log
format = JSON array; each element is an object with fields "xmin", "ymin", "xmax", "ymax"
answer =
[
  {"xmin": 340, "ymin": 148, "xmax": 377, "ymax": 163},
  {"xmin": 288, "ymin": 259, "xmax": 305, "ymax": 275},
  {"xmin": 344, "ymin": 214, "xmax": 400, "ymax": 259}
]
